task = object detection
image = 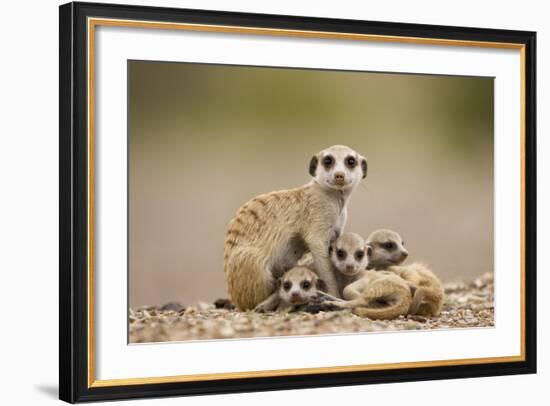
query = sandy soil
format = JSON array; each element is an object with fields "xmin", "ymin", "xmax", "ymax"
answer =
[{"xmin": 129, "ymin": 272, "xmax": 494, "ymax": 343}]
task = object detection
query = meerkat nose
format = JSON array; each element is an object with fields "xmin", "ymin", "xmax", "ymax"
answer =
[
  {"xmin": 334, "ymin": 172, "xmax": 345, "ymax": 183},
  {"xmin": 402, "ymin": 250, "xmax": 409, "ymax": 258}
]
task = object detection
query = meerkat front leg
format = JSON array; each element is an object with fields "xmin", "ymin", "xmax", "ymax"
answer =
[
  {"xmin": 342, "ymin": 282, "xmax": 365, "ymax": 301},
  {"xmin": 307, "ymin": 238, "xmax": 340, "ymax": 298},
  {"xmin": 334, "ymin": 207, "xmax": 348, "ymax": 239},
  {"xmin": 328, "ymin": 208, "xmax": 347, "ymax": 245},
  {"xmin": 322, "ymin": 279, "xmax": 367, "ymax": 308},
  {"xmin": 254, "ymin": 291, "xmax": 281, "ymax": 313}
]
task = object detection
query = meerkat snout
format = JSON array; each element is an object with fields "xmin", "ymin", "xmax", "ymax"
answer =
[
  {"xmin": 309, "ymin": 145, "xmax": 367, "ymax": 192},
  {"xmin": 253, "ymin": 266, "xmax": 330, "ymax": 313},
  {"xmin": 278, "ymin": 267, "xmax": 325, "ymax": 306},
  {"xmin": 334, "ymin": 171, "xmax": 345, "ymax": 185},
  {"xmin": 282, "ymin": 276, "xmax": 312, "ymax": 305},
  {"xmin": 330, "ymin": 232, "xmax": 369, "ymax": 276},
  {"xmin": 366, "ymin": 229, "xmax": 408, "ymax": 270},
  {"xmin": 289, "ymin": 292, "xmax": 302, "ymax": 304}
]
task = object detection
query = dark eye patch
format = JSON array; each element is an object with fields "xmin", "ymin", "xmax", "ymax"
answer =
[
  {"xmin": 336, "ymin": 249, "xmax": 347, "ymax": 260},
  {"xmin": 301, "ymin": 280, "xmax": 311, "ymax": 290},
  {"xmin": 345, "ymin": 155, "xmax": 357, "ymax": 169},
  {"xmin": 322, "ymin": 155, "xmax": 334, "ymax": 168},
  {"xmin": 355, "ymin": 250, "xmax": 365, "ymax": 260},
  {"xmin": 283, "ymin": 281, "xmax": 292, "ymax": 291},
  {"xmin": 383, "ymin": 241, "xmax": 396, "ymax": 250}
]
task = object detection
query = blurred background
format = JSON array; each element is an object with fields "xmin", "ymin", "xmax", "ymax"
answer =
[{"xmin": 128, "ymin": 61, "xmax": 493, "ymax": 308}]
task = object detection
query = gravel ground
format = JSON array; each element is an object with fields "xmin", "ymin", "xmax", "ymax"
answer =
[{"xmin": 129, "ymin": 272, "xmax": 494, "ymax": 343}]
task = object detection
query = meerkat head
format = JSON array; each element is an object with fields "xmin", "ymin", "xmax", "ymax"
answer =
[
  {"xmin": 329, "ymin": 232, "xmax": 368, "ymax": 276},
  {"xmin": 278, "ymin": 266, "xmax": 327, "ymax": 306},
  {"xmin": 309, "ymin": 145, "xmax": 367, "ymax": 192},
  {"xmin": 365, "ymin": 229, "xmax": 408, "ymax": 270}
]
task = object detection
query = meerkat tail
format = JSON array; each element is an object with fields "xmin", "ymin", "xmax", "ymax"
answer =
[
  {"xmin": 352, "ymin": 295, "xmax": 411, "ymax": 320},
  {"xmin": 352, "ymin": 283, "xmax": 411, "ymax": 320},
  {"xmin": 225, "ymin": 246, "xmax": 274, "ymax": 311},
  {"xmin": 411, "ymin": 287, "xmax": 444, "ymax": 316},
  {"xmin": 409, "ymin": 288, "xmax": 424, "ymax": 315}
]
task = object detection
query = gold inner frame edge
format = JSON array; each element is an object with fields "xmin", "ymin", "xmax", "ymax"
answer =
[{"xmin": 86, "ymin": 17, "xmax": 527, "ymax": 388}]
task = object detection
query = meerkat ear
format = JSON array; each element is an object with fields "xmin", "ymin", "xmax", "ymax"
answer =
[
  {"xmin": 366, "ymin": 244, "xmax": 373, "ymax": 257},
  {"xmin": 361, "ymin": 157, "xmax": 368, "ymax": 179},
  {"xmin": 365, "ymin": 244, "xmax": 374, "ymax": 270},
  {"xmin": 309, "ymin": 155, "xmax": 318, "ymax": 177},
  {"xmin": 316, "ymin": 278, "xmax": 328, "ymax": 293}
]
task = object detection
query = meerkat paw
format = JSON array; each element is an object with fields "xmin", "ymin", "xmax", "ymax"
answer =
[
  {"xmin": 298, "ymin": 302, "xmax": 344, "ymax": 313},
  {"xmin": 253, "ymin": 303, "xmax": 273, "ymax": 313},
  {"xmin": 322, "ymin": 300, "xmax": 347, "ymax": 308}
]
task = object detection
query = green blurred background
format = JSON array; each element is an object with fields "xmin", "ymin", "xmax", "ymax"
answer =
[{"xmin": 128, "ymin": 61, "xmax": 493, "ymax": 308}]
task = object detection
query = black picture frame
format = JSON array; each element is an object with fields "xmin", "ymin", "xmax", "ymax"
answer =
[{"xmin": 59, "ymin": 1, "xmax": 537, "ymax": 403}]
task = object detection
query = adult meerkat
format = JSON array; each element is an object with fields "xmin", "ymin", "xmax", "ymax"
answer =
[
  {"xmin": 255, "ymin": 266, "xmax": 331, "ymax": 312},
  {"xmin": 324, "ymin": 232, "xmax": 414, "ymax": 320},
  {"xmin": 366, "ymin": 229, "xmax": 445, "ymax": 316},
  {"xmin": 224, "ymin": 145, "xmax": 367, "ymax": 310}
]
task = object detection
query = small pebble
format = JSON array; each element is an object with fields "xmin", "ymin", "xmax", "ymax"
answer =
[{"xmin": 160, "ymin": 302, "xmax": 185, "ymax": 312}]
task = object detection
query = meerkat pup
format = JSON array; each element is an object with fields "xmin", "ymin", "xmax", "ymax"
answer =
[
  {"xmin": 366, "ymin": 229, "xmax": 445, "ymax": 316},
  {"xmin": 324, "ymin": 232, "xmax": 414, "ymax": 320},
  {"xmin": 224, "ymin": 145, "xmax": 367, "ymax": 310},
  {"xmin": 255, "ymin": 266, "xmax": 331, "ymax": 312}
]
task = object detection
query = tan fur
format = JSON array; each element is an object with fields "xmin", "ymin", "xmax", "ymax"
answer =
[
  {"xmin": 224, "ymin": 146, "xmax": 367, "ymax": 310},
  {"xmin": 366, "ymin": 229, "xmax": 444, "ymax": 316},
  {"xmin": 347, "ymin": 272, "xmax": 413, "ymax": 319},
  {"xmin": 324, "ymin": 233, "xmax": 414, "ymax": 320},
  {"xmin": 388, "ymin": 263, "xmax": 444, "ymax": 316}
]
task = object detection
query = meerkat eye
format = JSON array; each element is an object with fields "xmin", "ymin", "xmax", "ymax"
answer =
[
  {"xmin": 367, "ymin": 246, "xmax": 373, "ymax": 257},
  {"xmin": 345, "ymin": 156, "xmax": 357, "ymax": 168},
  {"xmin": 328, "ymin": 246, "xmax": 333, "ymax": 254},
  {"xmin": 355, "ymin": 250, "xmax": 365, "ymax": 260},
  {"xmin": 383, "ymin": 242, "xmax": 396, "ymax": 250},
  {"xmin": 402, "ymin": 240, "xmax": 405, "ymax": 246},
  {"xmin": 301, "ymin": 280, "xmax": 311, "ymax": 290},
  {"xmin": 283, "ymin": 281, "xmax": 292, "ymax": 291},
  {"xmin": 322, "ymin": 155, "xmax": 334, "ymax": 168},
  {"xmin": 336, "ymin": 249, "xmax": 347, "ymax": 260}
]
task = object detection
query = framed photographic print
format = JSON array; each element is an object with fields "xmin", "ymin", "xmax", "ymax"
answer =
[{"xmin": 59, "ymin": 1, "xmax": 537, "ymax": 403}]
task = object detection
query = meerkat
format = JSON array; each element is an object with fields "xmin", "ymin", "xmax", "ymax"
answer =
[
  {"xmin": 366, "ymin": 229, "xmax": 445, "ymax": 316},
  {"xmin": 323, "ymin": 232, "xmax": 415, "ymax": 320},
  {"xmin": 255, "ymin": 266, "xmax": 332, "ymax": 312},
  {"xmin": 224, "ymin": 145, "xmax": 367, "ymax": 310}
]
